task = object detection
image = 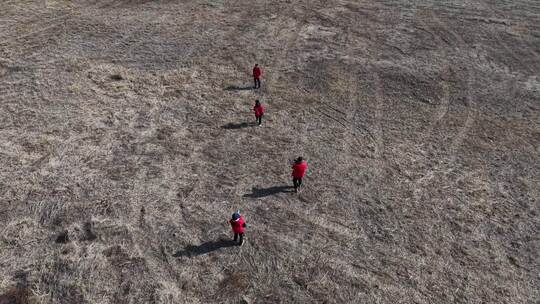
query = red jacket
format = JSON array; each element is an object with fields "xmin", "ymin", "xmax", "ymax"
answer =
[
  {"xmin": 230, "ymin": 216, "xmax": 245, "ymax": 233},
  {"xmin": 291, "ymin": 161, "xmax": 308, "ymax": 178},
  {"xmin": 253, "ymin": 66, "xmax": 262, "ymax": 78},
  {"xmin": 254, "ymin": 104, "xmax": 265, "ymax": 116}
]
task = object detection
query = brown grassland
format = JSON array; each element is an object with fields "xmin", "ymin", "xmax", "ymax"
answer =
[{"xmin": 0, "ymin": 0, "xmax": 539, "ymax": 303}]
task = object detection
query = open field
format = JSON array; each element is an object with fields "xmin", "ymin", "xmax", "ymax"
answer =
[{"xmin": 0, "ymin": 0, "xmax": 539, "ymax": 303}]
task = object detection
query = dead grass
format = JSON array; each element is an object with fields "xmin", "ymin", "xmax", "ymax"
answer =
[{"xmin": 0, "ymin": 0, "xmax": 539, "ymax": 303}]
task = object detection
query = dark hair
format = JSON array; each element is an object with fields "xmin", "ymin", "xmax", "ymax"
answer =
[
  {"xmin": 296, "ymin": 157, "xmax": 303, "ymax": 162},
  {"xmin": 255, "ymin": 99, "xmax": 260, "ymax": 104},
  {"xmin": 255, "ymin": 64, "xmax": 258, "ymax": 66}
]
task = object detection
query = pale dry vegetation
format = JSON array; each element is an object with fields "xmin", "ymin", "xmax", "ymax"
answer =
[{"xmin": 0, "ymin": 0, "xmax": 539, "ymax": 303}]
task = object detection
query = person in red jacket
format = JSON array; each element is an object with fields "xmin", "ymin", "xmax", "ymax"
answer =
[
  {"xmin": 253, "ymin": 99, "xmax": 265, "ymax": 126},
  {"xmin": 291, "ymin": 157, "xmax": 308, "ymax": 193},
  {"xmin": 228, "ymin": 211, "xmax": 246, "ymax": 246},
  {"xmin": 252, "ymin": 64, "xmax": 262, "ymax": 89}
]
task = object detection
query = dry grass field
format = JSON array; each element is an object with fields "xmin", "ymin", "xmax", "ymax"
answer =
[{"xmin": 1, "ymin": 0, "xmax": 539, "ymax": 303}]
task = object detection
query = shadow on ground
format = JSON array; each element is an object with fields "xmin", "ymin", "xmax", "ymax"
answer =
[
  {"xmin": 243, "ymin": 185, "xmax": 294, "ymax": 198},
  {"xmin": 173, "ymin": 239, "xmax": 236, "ymax": 257},
  {"xmin": 222, "ymin": 122, "xmax": 253, "ymax": 129},
  {"xmin": 224, "ymin": 85, "xmax": 253, "ymax": 91}
]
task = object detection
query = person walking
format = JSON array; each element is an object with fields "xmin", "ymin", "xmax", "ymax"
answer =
[
  {"xmin": 253, "ymin": 99, "xmax": 265, "ymax": 126},
  {"xmin": 291, "ymin": 157, "xmax": 308, "ymax": 193},
  {"xmin": 228, "ymin": 211, "xmax": 247, "ymax": 246},
  {"xmin": 252, "ymin": 64, "xmax": 262, "ymax": 89}
]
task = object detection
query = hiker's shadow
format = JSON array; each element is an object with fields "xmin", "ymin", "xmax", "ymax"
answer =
[
  {"xmin": 243, "ymin": 185, "xmax": 294, "ymax": 198},
  {"xmin": 221, "ymin": 122, "xmax": 253, "ymax": 129},
  {"xmin": 173, "ymin": 239, "xmax": 236, "ymax": 257},
  {"xmin": 224, "ymin": 85, "xmax": 253, "ymax": 91}
]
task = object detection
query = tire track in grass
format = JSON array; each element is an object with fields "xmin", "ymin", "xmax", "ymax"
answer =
[
  {"xmin": 369, "ymin": 71, "xmax": 387, "ymax": 202},
  {"xmin": 425, "ymin": 6, "xmax": 478, "ymax": 162},
  {"xmin": 342, "ymin": 73, "xmax": 372, "ymax": 159},
  {"xmin": 372, "ymin": 72, "xmax": 384, "ymax": 162},
  {"xmin": 314, "ymin": 2, "xmax": 383, "ymax": 193},
  {"xmin": 435, "ymin": 81, "xmax": 450, "ymax": 123},
  {"xmin": 353, "ymin": 0, "xmax": 386, "ymax": 181},
  {"xmin": 239, "ymin": 1, "xmax": 372, "ymax": 253},
  {"xmin": 449, "ymin": 69, "xmax": 476, "ymax": 162},
  {"xmin": 281, "ymin": 1, "xmax": 374, "ymax": 165},
  {"xmin": 414, "ymin": 7, "xmax": 453, "ymax": 125},
  {"xmin": 308, "ymin": 51, "xmax": 376, "ymax": 153},
  {"xmin": 274, "ymin": 2, "xmax": 315, "ymax": 92},
  {"xmin": 316, "ymin": 1, "xmax": 387, "ymax": 203},
  {"xmin": 403, "ymin": 5, "xmax": 477, "ymax": 204},
  {"xmin": 268, "ymin": 1, "xmax": 320, "ymax": 160},
  {"xmin": 335, "ymin": 24, "xmax": 379, "ymax": 154},
  {"xmin": 410, "ymin": 71, "xmax": 451, "ymax": 203}
]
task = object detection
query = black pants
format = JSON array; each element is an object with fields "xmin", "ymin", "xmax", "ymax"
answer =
[
  {"xmin": 254, "ymin": 77, "xmax": 261, "ymax": 89},
  {"xmin": 293, "ymin": 177, "xmax": 303, "ymax": 190},
  {"xmin": 256, "ymin": 115, "xmax": 263, "ymax": 125},
  {"xmin": 234, "ymin": 232, "xmax": 244, "ymax": 244}
]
